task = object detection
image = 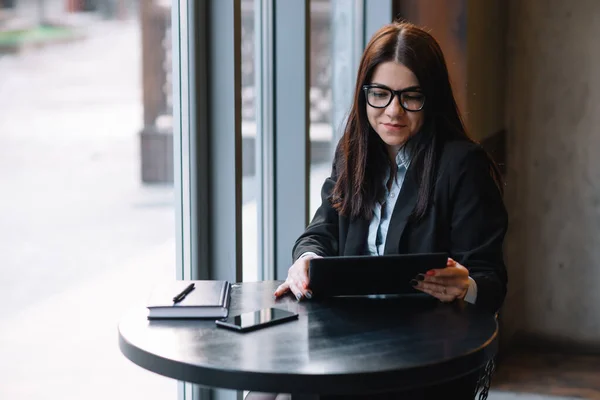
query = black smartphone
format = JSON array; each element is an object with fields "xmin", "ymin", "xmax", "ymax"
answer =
[{"xmin": 215, "ymin": 307, "xmax": 299, "ymax": 332}]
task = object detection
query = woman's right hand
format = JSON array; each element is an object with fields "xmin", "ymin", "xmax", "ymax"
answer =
[{"xmin": 274, "ymin": 253, "xmax": 322, "ymax": 300}]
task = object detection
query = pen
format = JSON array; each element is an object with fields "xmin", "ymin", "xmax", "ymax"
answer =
[{"xmin": 173, "ymin": 283, "xmax": 195, "ymax": 303}]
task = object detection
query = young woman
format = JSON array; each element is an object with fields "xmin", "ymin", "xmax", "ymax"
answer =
[{"xmin": 261, "ymin": 20, "xmax": 507, "ymax": 399}]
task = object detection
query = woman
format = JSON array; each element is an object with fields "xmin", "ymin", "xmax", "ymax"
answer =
[{"xmin": 254, "ymin": 20, "xmax": 507, "ymax": 400}]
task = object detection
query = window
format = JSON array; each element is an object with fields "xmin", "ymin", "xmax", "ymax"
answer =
[
  {"xmin": 0, "ymin": 1, "xmax": 395, "ymax": 398},
  {"xmin": 310, "ymin": 0, "xmax": 335, "ymax": 217},
  {"xmin": 310, "ymin": 0, "xmax": 363, "ymax": 217},
  {"xmin": 237, "ymin": 0, "xmax": 384, "ymax": 279},
  {"xmin": 0, "ymin": 2, "xmax": 176, "ymax": 398},
  {"xmin": 241, "ymin": 0, "xmax": 258, "ymax": 282}
]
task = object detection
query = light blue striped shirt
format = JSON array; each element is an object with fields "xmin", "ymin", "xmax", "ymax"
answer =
[{"xmin": 366, "ymin": 149, "xmax": 410, "ymax": 255}]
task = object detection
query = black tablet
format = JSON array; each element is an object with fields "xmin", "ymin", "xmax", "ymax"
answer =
[{"xmin": 308, "ymin": 252, "xmax": 448, "ymax": 297}]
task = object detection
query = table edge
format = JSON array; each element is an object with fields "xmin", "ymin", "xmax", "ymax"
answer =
[{"xmin": 118, "ymin": 321, "xmax": 498, "ymax": 395}]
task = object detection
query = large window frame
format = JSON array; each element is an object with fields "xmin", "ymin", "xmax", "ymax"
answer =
[
  {"xmin": 174, "ymin": 0, "xmax": 244, "ymax": 398},
  {"xmin": 172, "ymin": 1, "xmax": 200, "ymax": 399},
  {"xmin": 172, "ymin": 1, "xmax": 395, "ymax": 399}
]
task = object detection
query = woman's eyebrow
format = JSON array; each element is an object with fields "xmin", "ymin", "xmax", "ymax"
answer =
[{"xmin": 370, "ymin": 83, "xmax": 422, "ymax": 91}]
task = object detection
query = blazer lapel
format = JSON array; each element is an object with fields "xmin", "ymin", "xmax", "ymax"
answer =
[
  {"xmin": 343, "ymin": 217, "xmax": 370, "ymax": 256},
  {"xmin": 383, "ymin": 166, "xmax": 418, "ymax": 254}
]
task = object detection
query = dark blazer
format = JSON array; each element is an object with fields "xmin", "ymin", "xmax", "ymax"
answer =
[{"xmin": 293, "ymin": 139, "xmax": 508, "ymax": 314}]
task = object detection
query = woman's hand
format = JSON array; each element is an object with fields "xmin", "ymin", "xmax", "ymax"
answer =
[
  {"xmin": 412, "ymin": 258, "xmax": 470, "ymax": 302},
  {"xmin": 274, "ymin": 254, "xmax": 322, "ymax": 300}
]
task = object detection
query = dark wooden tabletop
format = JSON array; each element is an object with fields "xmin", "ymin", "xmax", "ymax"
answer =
[{"xmin": 118, "ymin": 280, "xmax": 498, "ymax": 396}]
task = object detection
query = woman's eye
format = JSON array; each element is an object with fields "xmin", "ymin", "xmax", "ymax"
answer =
[{"xmin": 370, "ymin": 90, "xmax": 389, "ymax": 98}]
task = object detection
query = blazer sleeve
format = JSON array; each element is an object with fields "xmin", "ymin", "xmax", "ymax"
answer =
[
  {"xmin": 449, "ymin": 146, "xmax": 508, "ymax": 314},
  {"xmin": 292, "ymin": 161, "xmax": 341, "ymax": 261}
]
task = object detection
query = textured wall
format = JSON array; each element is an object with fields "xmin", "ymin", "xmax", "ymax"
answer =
[{"xmin": 503, "ymin": 0, "xmax": 600, "ymax": 349}]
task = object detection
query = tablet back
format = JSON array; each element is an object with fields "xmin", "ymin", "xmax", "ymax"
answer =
[{"xmin": 308, "ymin": 252, "xmax": 448, "ymax": 297}]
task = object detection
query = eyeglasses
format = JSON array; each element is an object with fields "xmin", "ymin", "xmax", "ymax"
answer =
[{"xmin": 362, "ymin": 84, "xmax": 426, "ymax": 112}]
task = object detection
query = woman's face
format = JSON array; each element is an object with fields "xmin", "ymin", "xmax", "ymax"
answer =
[{"xmin": 365, "ymin": 61, "xmax": 425, "ymax": 157}]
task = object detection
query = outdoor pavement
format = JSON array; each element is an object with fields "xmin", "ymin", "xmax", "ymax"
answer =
[
  {"xmin": 0, "ymin": 4, "xmax": 271, "ymax": 398},
  {"xmin": 0, "ymin": 2, "xmax": 577, "ymax": 400},
  {"xmin": 0, "ymin": 7, "xmax": 177, "ymax": 400}
]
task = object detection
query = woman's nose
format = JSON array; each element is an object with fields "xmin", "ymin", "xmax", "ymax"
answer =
[{"xmin": 385, "ymin": 95, "xmax": 405, "ymax": 117}]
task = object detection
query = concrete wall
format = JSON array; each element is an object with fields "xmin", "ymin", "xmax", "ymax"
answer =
[{"xmin": 502, "ymin": 0, "xmax": 600, "ymax": 351}]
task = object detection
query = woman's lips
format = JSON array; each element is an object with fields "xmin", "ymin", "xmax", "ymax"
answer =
[{"xmin": 383, "ymin": 123, "xmax": 406, "ymax": 130}]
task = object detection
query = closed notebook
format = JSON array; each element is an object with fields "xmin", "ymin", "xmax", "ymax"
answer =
[{"xmin": 146, "ymin": 280, "xmax": 231, "ymax": 319}]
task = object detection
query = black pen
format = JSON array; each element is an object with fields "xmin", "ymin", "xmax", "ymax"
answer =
[{"xmin": 173, "ymin": 283, "xmax": 195, "ymax": 303}]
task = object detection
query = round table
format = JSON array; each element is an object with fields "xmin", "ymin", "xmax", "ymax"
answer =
[{"xmin": 119, "ymin": 281, "xmax": 497, "ymax": 396}]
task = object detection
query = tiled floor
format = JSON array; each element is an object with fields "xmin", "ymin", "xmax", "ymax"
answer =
[{"xmin": 488, "ymin": 349, "xmax": 600, "ymax": 399}]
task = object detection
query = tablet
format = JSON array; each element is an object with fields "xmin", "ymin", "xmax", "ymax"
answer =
[{"xmin": 308, "ymin": 252, "xmax": 448, "ymax": 297}]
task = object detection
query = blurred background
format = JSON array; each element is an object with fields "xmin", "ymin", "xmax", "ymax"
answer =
[
  {"xmin": 0, "ymin": 0, "xmax": 177, "ymax": 399},
  {"xmin": 0, "ymin": 0, "xmax": 598, "ymax": 399}
]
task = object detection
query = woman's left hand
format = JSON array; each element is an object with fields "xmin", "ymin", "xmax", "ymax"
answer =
[{"xmin": 412, "ymin": 258, "xmax": 470, "ymax": 302}]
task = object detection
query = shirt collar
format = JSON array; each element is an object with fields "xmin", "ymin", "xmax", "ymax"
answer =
[{"xmin": 395, "ymin": 145, "xmax": 412, "ymax": 168}]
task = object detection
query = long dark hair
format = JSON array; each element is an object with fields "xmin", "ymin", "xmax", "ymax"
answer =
[{"xmin": 331, "ymin": 20, "xmax": 502, "ymax": 221}]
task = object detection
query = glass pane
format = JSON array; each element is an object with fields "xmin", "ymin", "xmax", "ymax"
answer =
[
  {"xmin": 241, "ymin": 0, "xmax": 258, "ymax": 281},
  {"xmin": 0, "ymin": 1, "xmax": 176, "ymax": 399},
  {"xmin": 310, "ymin": 0, "xmax": 333, "ymax": 218},
  {"xmin": 310, "ymin": 0, "xmax": 359, "ymax": 218}
]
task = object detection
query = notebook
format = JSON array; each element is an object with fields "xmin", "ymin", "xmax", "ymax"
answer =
[{"xmin": 146, "ymin": 280, "xmax": 231, "ymax": 319}]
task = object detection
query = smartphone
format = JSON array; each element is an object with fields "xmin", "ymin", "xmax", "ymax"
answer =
[{"xmin": 215, "ymin": 307, "xmax": 299, "ymax": 332}]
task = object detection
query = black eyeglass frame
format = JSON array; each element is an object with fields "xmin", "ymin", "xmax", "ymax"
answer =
[{"xmin": 362, "ymin": 84, "xmax": 426, "ymax": 112}]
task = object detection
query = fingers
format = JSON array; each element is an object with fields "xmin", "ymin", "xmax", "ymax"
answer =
[
  {"xmin": 288, "ymin": 279, "xmax": 306, "ymax": 301},
  {"xmin": 274, "ymin": 282, "xmax": 290, "ymax": 298},
  {"xmin": 421, "ymin": 273, "xmax": 467, "ymax": 288},
  {"xmin": 291, "ymin": 255, "xmax": 315, "ymax": 300},
  {"xmin": 416, "ymin": 263, "xmax": 468, "ymax": 288},
  {"xmin": 291, "ymin": 268, "xmax": 309, "ymax": 291},
  {"xmin": 414, "ymin": 282, "xmax": 456, "ymax": 303},
  {"xmin": 274, "ymin": 256, "xmax": 314, "ymax": 300},
  {"xmin": 274, "ymin": 278, "xmax": 308, "ymax": 300},
  {"xmin": 414, "ymin": 280, "xmax": 463, "ymax": 300},
  {"xmin": 274, "ymin": 279, "xmax": 309, "ymax": 300},
  {"xmin": 291, "ymin": 269, "xmax": 313, "ymax": 300},
  {"xmin": 425, "ymin": 258, "xmax": 467, "ymax": 278},
  {"xmin": 413, "ymin": 259, "xmax": 469, "ymax": 302}
]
